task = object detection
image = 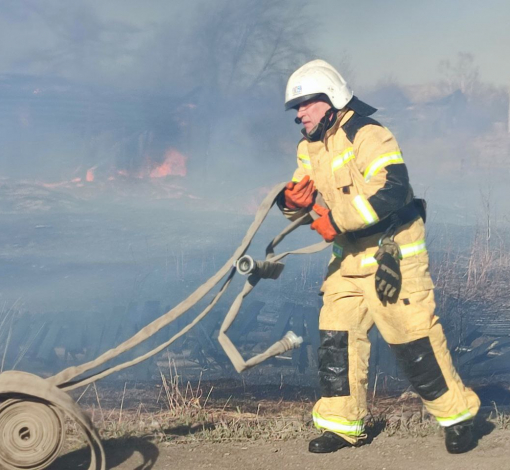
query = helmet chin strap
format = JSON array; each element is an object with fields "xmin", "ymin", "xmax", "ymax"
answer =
[
  {"xmin": 319, "ymin": 108, "xmax": 335, "ymax": 142},
  {"xmin": 300, "ymin": 108, "xmax": 336, "ymax": 142}
]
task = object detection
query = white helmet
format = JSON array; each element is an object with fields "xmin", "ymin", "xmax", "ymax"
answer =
[{"xmin": 285, "ymin": 59, "xmax": 353, "ymax": 111}]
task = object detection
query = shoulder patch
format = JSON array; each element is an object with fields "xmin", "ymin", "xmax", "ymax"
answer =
[{"xmin": 341, "ymin": 113, "xmax": 382, "ymax": 143}]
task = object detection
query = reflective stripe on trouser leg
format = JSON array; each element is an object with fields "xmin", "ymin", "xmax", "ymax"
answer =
[
  {"xmin": 423, "ymin": 321, "xmax": 480, "ymax": 426},
  {"xmin": 318, "ymin": 330, "xmax": 350, "ymax": 397},
  {"xmin": 313, "ymin": 329, "xmax": 367, "ymax": 442},
  {"xmin": 314, "ymin": 275, "xmax": 373, "ymax": 444},
  {"xmin": 312, "ymin": 411, "xmax": 364, "ymax": 437},
  {"xmin": 365, "ymin": 278, "xmax": 480, "ymax": 426}
]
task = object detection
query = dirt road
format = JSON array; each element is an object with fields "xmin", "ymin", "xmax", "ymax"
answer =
[{"xmin": 52, "ymin": 428, "xmax": 508, "ymax": 470}]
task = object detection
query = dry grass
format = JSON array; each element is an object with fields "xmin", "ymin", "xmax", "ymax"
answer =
[
  {"xmin": 489, "ymin": 402, "xmax": 510, "ymax": 430},
  {"xmin": 64, "ymin": 368, "xmax": 510, "ymax": 451},
  {"xmin": 60, "ymin": 223, "xmax": 510, "ymax": 447}
]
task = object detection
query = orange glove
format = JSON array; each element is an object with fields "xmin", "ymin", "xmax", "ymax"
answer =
[
  {"xmin": 310, "ymin": 204, "xmax": 340, "ymax": 242},
  {"xmin": 283, "ymin": 175, "xmax": 316, "ymax": 210}
]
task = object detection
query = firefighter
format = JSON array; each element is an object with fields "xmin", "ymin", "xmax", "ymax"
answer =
[{"xmin": 279, "ymin": 60, "xmax": 480, "ymax": 454}]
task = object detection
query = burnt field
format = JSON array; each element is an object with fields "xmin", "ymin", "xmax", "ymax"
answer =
[
  {"xmin": 0, "ymin": 177, "xmax": 509, "ymax": 403},
  {"xmin": 0, "ymin": 177, "xmax": 509, "ymax": 470}
]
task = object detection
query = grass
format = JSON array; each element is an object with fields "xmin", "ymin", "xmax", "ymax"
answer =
[
  {"xmin": 489, "ymin": 402, "xmax": 510, "ymax": 430},
  {"xmin": 64, "ymin": 363, "xmax": 510, "ymax": 452},
  {"xmin": 71, "ymin": 375, "xmax": 312, "ymax": 445},
  {"xmin": 2, "ymin": 206, "xmax": 510, "ymax": 453}
]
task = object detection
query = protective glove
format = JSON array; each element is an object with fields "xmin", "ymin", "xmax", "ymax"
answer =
[
  {"xmin": 374, "ymin": 238, "xmax": 402, "ymax": 303},
  {"xmin": 283, "ymin": 175, "xmax": 316, "ymax": 210},
  {"xmin": 310, "ymin": 204, "xmax": 340, "ymax": 242}
]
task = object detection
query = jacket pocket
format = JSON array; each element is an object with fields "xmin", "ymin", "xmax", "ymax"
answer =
[{"xmin": 333, "ymin": 168, "xmax": 353, "ymax": 191}]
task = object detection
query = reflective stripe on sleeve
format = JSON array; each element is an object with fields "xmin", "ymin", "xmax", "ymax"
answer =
[
  {"xmin": 353, "ymin": 195, "xmax": 379, "ymax": 226},
  {"xmin": 292, "ymin": 176, "xmax": 300, "ymax": 183},
  {"xmin": 333, "ymin": 243, "xmax": 343, "ymax": 259},
  {"xmin": 364, "ymin": 151, "xmax": 404, "ymax": 182},
  {"xmin": 436, "ymin": 410, "xmax": 473, "ymax": 427},
  {"xmin": 298, "ymin": 154, "xmax": 312, "ymax": 169},
  {"xmin": 360, "ymin": 239, "xmax": 427, "ymax": 267},
  {"xmin": 312, "ymin": 411, "xmax": 364, "ymax": 436},
  {"xmin": 331, "ymin": 147, "xmax": 355, "ymax": 172},
  {"xmin": 360, "ymin": 256, "xmax": 377, "ymax": 268}
]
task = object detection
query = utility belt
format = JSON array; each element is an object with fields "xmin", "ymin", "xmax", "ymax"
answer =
[{"xmin": 346, "ymin": 198, "xmax": 426, "ymax": 243}]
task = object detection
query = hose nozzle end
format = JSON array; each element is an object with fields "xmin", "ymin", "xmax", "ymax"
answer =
[
  {"xmin": 236, "ymin": 255, "xmax": 256, "ymax": 275},
  {"xmin": 281, "ymin": 331, "xmax": 303, "ymax": 351}
]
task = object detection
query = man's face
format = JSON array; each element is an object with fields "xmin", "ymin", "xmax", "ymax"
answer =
[{"xmin": 296, "ymin": 99, "xmax": 332, "ymax": 133}]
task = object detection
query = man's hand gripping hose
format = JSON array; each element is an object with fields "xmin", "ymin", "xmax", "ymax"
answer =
[{"xmin": 0, "ymin": 182, "xmax": 331, "ymax": 470}]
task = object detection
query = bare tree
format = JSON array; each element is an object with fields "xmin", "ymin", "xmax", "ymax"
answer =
[
  {"xmin": 180, "ymin": 0, "xmax": 318, "ymax": 182},
  {"xmin": 438, "ymin": 52, "xmax": 481, "ymax": 98},
  {"xmin": 192, "ymin": 0, "xmax": 314, "ymax": 100}
]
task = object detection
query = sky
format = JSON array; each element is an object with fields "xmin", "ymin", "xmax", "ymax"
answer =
[
  {"xmin": 0, "ymin": 0, "xmax": 508, "ymax": 89},
  {"xmin": 320, "ymin": 0, "xmax": 510, "ymax": 88}
]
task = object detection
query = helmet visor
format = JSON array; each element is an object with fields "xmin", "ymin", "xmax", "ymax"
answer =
[{"xmin": 285, "ymin": 93, "xmax": 324, "ymax": 111}]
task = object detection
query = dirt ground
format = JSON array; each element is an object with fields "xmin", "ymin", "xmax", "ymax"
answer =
[{"xmin": 52, "ymin": 427, "xmax": 509, "ymax": 470}]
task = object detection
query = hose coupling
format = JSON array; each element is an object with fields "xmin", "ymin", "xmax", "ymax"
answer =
[
  {"xmin": 236, "ymin": 255, "xmax": 256, "ymax": 275},
  {"xmin": 279, "ymin": 331, "xmax": 303, "ymax": 352},
  {"xmin": 235, "ymin": 255, "xmax": 284, "ymax": 279}
]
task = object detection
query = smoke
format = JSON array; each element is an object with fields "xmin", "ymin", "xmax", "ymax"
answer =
[
  {"xmin": 0, "ymin": 2, "xmax": 509, "ymax": 385},
  {"xmin": 0, "ymin": 0, "xmax": 318, "ymax": 188}
]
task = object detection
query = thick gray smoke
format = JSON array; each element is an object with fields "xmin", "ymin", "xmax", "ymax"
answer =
[
  {"xmin": 0, "ymin": 1, "xmax": 509, "ymax": 386},
  {"xmin": 0, "ymin": 0, "xmax": 318, "ymax": 187}
]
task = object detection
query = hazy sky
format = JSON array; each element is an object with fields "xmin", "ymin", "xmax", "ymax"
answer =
[
  {"xmin": 0, "ymin": 0, "xmax": 508, "ymax": 90},
  {"xmin": 320, "ymin": 0, "xmax": 510, "ymax": 88}
]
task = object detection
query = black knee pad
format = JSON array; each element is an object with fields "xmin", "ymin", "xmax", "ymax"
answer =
[
  {"xmin": 390, "ymin": 337, "xmax": 448, "ymax": 401},
  {"xmin": 318, "ymin": 330, "xmax": 350, "ymax": 397}
]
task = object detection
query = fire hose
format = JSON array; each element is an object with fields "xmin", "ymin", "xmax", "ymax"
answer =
[{"xmin": 0, "ymin": 182, "xmax": 331, "ymax": 470}]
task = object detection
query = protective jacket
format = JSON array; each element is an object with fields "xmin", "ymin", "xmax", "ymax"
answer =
[
  {"xmin": 281, "ymin": 108, "xmax": 480, "ymax": 444},
  {"xmin": 282, "ymin": 109, "xmax": 430, "ymax": 285}
]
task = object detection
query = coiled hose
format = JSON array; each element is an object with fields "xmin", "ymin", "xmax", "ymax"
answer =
[
  {"xmin": 0, "ymin": 371, "xmax": 104, "ymax": 470},
  {"xmin": 0, "ymin": 182, "xmax": 330, "ymax": 469}
]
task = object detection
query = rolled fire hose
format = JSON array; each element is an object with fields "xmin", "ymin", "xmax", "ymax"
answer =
[
  {"xmin": 0, "ymin": 371, "xmax": 104, "ymax": 470},
  {"xmin": 0, "ymin": 182, "xmax": 331, "ymax": 469}
]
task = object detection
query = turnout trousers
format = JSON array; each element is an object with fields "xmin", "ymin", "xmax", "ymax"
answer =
[{"xmin": 313, "ymin": 261, "xmax": 480, "ymax": 444}]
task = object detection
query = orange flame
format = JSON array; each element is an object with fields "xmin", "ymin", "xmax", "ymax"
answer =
[
  {"xmin": 86, "ymin": 166, "xmax": 96, "ymax": 182},
  {"xmin": 40, "ymin": 148, "xmax": 188, "ymax": 189},
  {"xmin": 149, "ymin": 149, "xmax": 187, "ymax": 178}
]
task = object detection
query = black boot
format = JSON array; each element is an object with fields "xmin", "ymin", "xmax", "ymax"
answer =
[
  {"xmin": 308, "ymin": 431, "xmax": 352, "ymax": 453},
  {"xmin": 444, "ymin": 420, "xmax": 474, "ymax": 454}
]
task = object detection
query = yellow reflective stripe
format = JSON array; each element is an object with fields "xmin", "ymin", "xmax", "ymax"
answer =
[
  {"xmin": 364, "ymin": 151, "xmax": 404, "ymax": 182},
  {"xmin": 292, "ymin": 176, "xmax": 300, "ymax": 183},
  {"xmin": 332, "ymin": 243, "xmax": 343, "ymax": 259},
  {"xmin": 331, "ymin": 147, "xmax": 354, "ymax": 172},
  {"xmin": 298, "ymin": 154, "xmax": 312, "ymax": 169},
  {"xmin": 400, "ymin": 239, "xmax": 427, "ymax": 257},
  {"xmin": 436, "ymin": 410, "xmax": 472, "ymax": 427},
  {"xmin": 313, "ymin": 412, "xmax": 364, "ymax": 436},
  {"xmin": 353, "ymin": 195, "xmax": 379, "ymax": 226},
  {"xmin": 361, "ymin": 238, "xmax": 427, "ymax": 267},
  {"xmin": 360, "ymin": 256, "xmax": 377, "ymax": 268}
]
